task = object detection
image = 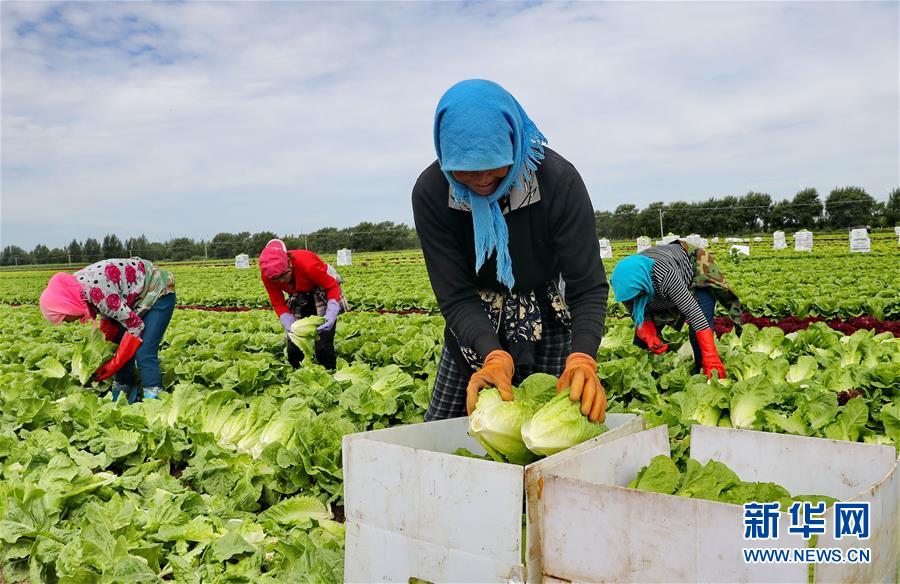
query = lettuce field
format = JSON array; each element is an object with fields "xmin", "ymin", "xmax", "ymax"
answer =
[
  {"xmin": 2, "ymin": 236, "xmax": 899, "ymax": 318},
  {"xmin": 1, "ymin": 239, "xmax": 899, "ymax": 583}
]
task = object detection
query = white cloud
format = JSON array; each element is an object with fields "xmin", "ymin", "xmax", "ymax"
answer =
[{"xmin": 1, "ymin": 1, "xmax": 897, "ymax": 249}]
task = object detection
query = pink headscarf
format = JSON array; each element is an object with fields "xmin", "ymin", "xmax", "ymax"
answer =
[
  {"xmin": 39, "ymin": 273, "xmax": 92, "ymax": 325},
  {"xmin": 259, "ymin": 239, "xmax": 290, "ymax": 279}
]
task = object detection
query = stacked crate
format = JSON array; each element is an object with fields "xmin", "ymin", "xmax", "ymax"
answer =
[
  {"xmin": 598, "ymin": 238, "xmax": 613, "ymax": 259},
  {"xmin": 794, "ymin": 230, "xmax": 813, "ymax": 252},
  {"xmin": 772, "ymin": 231, "xmax": 787, "ymax": 250},
  {"xmin": 849, "ymin": 229, "xmax": 871, "ymax": 253},
  {"xmin": 337, "ymin": 248, "xmax": 353, "ymax": 266}
]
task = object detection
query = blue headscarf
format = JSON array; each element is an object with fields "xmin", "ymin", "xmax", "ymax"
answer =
[
  {"xmin": 433, "ymin": 79, "xmax": 546, "ymax": 290},
  {"xmin": 610, "ymin": 255, "xmax": 656, "ymax": 327}
]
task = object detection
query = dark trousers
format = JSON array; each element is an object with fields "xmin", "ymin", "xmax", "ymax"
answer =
[
  {"xmin": 286, "ymin": 300, "xmax": 337, "ymax": 370},
  {"xmin": 634, "ymin": 288, "xmax": 715, "ymax": 373}
]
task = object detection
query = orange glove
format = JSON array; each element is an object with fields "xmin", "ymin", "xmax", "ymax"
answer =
[
  {"xmin": 556, "ymin": 352, "xmax": 607, "ymax": 422},
  {"xmin": 465, "ymin": 350, "xmax": 515, "ymax": 415}
]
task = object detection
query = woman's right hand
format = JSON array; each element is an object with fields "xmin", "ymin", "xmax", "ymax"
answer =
[{"xmin": 465, "ymin": 350, "xmax": 515, "ymax": 415}]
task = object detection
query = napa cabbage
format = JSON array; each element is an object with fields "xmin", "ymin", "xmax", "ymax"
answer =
[
  {"xmin": 288, "ymin": 316, "xmax": 327, "ymax": 364},
  {"xmin": 467, "ymin": 374, "xmax": 557, "ymax": 464},
  {"xmin": 629, "ymin": 455, "xmax": 836, "ymax": 510},
  {"xmin": 71, "ymin": 327, "xmax": 116, "ymax": 385},
  {"xmin": 729, "ymin": 377, "xmax": 776, "ymax": 429},
  {"xmin": 520, "ymin": 390, "xmax": 608, "ymax": 457},
  {"xmin": 468, "ymin": 388, "xmax": 537, "ymax": 465}
]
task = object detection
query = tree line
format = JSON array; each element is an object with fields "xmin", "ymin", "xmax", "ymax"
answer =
[
  {"xmin": 0, "ymin": 221, "xmax": 418, "ymax": 266},
  {"xmin": 2, "ymin": 186, "xmax": 897, "ymax": 266},
  {"xmin": 595, "ymin": 186, "xmax": 900, "ymax": 240}
]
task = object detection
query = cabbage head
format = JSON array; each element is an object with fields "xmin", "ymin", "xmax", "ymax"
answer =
[
  {"xmin": 288, "ymin": 316, "xmax": 326, "ymax": 364},
  {"xmin": 520, "ymin": 390, "xmax": 608, "ymax": 457},
  {"xmin": 71, "ymin": 327, "xmax": 116, "ymax": 385},
  {"xmin": 468, "ymin": 388, "xmax": 538, "ymax": 465},
  {"xmin": 467, "ymin": 373, "xmax": 557, "ymax": 464}
]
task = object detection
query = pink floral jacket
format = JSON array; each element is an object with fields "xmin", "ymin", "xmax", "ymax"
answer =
[{"xmin": 74, "ymin": 258, "xmax": 174, "ymax": 336}]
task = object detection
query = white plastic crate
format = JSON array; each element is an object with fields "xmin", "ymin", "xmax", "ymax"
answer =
[
  {"xmin": 684, "ymin": 234, "xmax": 702, "ymax": 248},
  {"xmin": 234, "ymin": 253, "xmax": 250, "ymax": 269},
  {"xmin": 636, "ymin": 237, "xmax": 652, "ymax": 253},
  {"xmin": 336, "ymin": 248, "xmax": 353, "ymax": 266},
  {"xmin": 657, "ymin": 234, "xmax": 681, "ymax": 246},
  {"xmin": 849, "ymin": 229, "xmax": 871, "ymax": 253},
  {"xmin": 794, "ymin": 230, "xmax": 813, "ymax": 252},
  {"xmin": 343, "ymin": 414, "xmax": 644, "ymax": 583},
  {"xmin": 598, "ymin": 238, "xmax": 613, "ymax": 259},
  {"xmin": 538, "ymin": 425, "xmax": 898, "ymax": 583},
  {"xmin": 773, "ymin": 231, "xmax": 787, "ymax": 250}
]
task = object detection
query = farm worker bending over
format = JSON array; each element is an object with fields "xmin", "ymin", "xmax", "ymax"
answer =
[
  {"xmin": 259, "ymin": 239, "xmax": 349, "ymax": 370},
  {"xmin": 39, "ymin": 258, "xmax": 176, "ymax": 402},
  {"xmin": 413, "ymin": 79, "xmax": 610, "ymax": 422},
  {"xmin": 610, "ymin": 240, "xmax": 742, "ymax": 379}
]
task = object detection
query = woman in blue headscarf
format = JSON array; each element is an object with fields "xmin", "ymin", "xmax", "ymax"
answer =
[
  {"xmin": 610, "ymin": 242, "xmax": 728, "ymax": 379},
  {"xmin": 412, "ymin": 79, "xmax": 610, "ymax": 422}
]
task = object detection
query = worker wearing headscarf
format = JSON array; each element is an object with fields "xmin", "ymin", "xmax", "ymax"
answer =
[
  {"xmin": 611, "ymin": 241, "xmax": 735, "ymax": 379},
  {"xmin": 259, "ymin": 239, "xmax": 348, "ymax": 370},
  {"xmin": 39, "ymin": 258, "xmax": 176, "ymax": 402},
  {"xmin": 413, "ymin": 79, "xmax": 609, "ymax": 422}
]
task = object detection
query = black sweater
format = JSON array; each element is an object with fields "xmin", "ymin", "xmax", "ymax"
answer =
[{"xmin": 412, "ymin": 147, "xmax": 608, "ymax": 360}]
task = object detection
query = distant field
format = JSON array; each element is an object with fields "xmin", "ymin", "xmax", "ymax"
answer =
[{"xmin": 2, "ymin": 237, "xmax": 897, "ymax": 318}]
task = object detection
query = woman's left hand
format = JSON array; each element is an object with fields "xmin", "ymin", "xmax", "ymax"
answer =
[
  {"xmin": 317, "ymin": 300, "xmax": 340, "ymax": 332},
  {"xmin": 557, "ymin": 352, "xmax": 607, "ymax": 422}
]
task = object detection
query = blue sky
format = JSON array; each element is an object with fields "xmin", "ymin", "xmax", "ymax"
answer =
[{"xmin": 2, "ymin": 1, "xmax": 898, "ymax": 249}]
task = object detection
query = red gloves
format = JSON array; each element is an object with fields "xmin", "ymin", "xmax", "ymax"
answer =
[
  {"xmin": 95, "ymin": 332, "xmax": 142, "ymax": 382},
  {"xmin": 466, "ymin": 350, "xmax": 515, "ymax": 415},
  {"xmin": 696, "ymin": 329, "xmax": 726, "ymax": 379},
  {"xmin": 636, "ymin": 321, "xmax": 668, "ymax": 354},
  {"xmin": 98, "ymin": 318, "xmax": 121, "ymax": 343},
  {"xmin": 557, "ymin": 353, "xmax": 607, "ymax": 423}
]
